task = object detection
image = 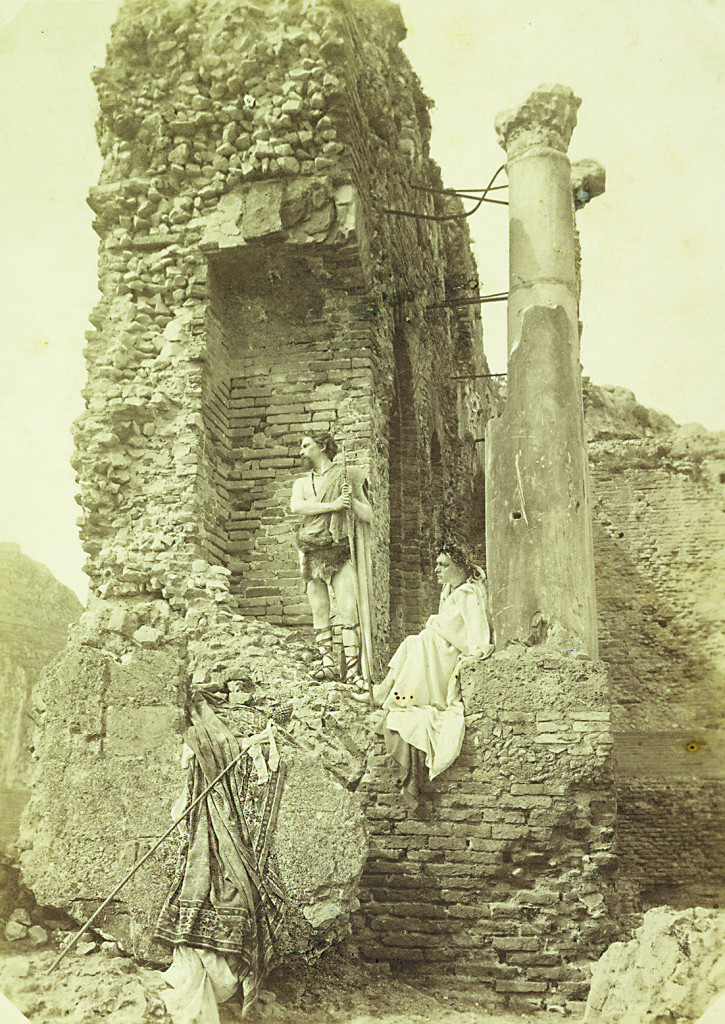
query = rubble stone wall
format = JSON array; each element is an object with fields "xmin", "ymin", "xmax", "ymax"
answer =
[
  {"xmin": 589, "ymin": 433, "xmax": 725, "ymax": 910},
  {"xmin": 22, "ymin": 0, "xmax": 498, "ymax": 967},
  {"xmin": 354, "ymin": 649, "xmax": 616, "ymax": 1011},
  {"xmin": 77, "ymin": 0, "xmax": 495, "ymax": 658}
]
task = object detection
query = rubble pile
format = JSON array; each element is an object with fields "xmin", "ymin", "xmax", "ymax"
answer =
[
  {"xmin": 186, "ymin": 611, "xmax": 374, "ymax": 788},
  {"xmin": 0, "ymin": 939, "xmax": 558, "ymax": 1024},
  {"xmin": 583, "ymin": 381, "xmax": 678, "ymax": 440}
]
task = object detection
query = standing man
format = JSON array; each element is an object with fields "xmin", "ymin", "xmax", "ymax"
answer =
[{"xmin": 290, "ymin": 432, "xmax": 373, "ymax": 692}]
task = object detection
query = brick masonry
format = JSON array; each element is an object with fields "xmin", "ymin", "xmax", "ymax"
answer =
[
  {"xmin": 354, "ymin": 649, "xmax": 616, "ymax": 1009},
  {"xmin": 590, "ymin": 432, "xmax": 725, "ymax": 911}
]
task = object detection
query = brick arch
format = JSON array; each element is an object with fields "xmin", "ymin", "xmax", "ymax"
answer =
[{"xmin": 200, "ymin": 244, "xmax": 377, "ymax": 626}]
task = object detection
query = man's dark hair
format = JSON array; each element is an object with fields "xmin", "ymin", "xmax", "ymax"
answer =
[
  {"xmin": 438, "ymin": 541, "xmax": 474, "ymax": 576},
  {"xmin": 303, "ymin": 431, "xmax": 338, "ymax": 459}
]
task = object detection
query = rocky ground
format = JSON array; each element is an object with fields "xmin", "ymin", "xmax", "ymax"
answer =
[
  {"xmin": 5, "ymin": 903, "xmax": 721, "ymax": 1024},
  {"xmin": 0, "ymin": 938, "xmax": 577, "ymax": 1024}
]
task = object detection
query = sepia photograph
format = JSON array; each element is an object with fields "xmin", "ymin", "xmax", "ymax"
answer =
[{"xmin": 0, "ymin": 0, "xmax": 723, "ymax": 1021}]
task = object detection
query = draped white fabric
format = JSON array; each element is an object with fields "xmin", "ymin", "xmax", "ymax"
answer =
[
  {"xmin": 161, "ymin": 946, "xmax": 237, "ymax": 1024},
  {"xmin": 375, "ymin": 576, "xmax": 493, "ymax": 780}
]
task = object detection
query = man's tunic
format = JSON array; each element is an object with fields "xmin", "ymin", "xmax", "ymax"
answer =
[{"xmin": 293, "ymin": 463, "xmax": 366, "ymax": 583}]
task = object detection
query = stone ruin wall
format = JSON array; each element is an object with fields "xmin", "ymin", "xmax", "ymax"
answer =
[
  {"xmin": 588, "ymin": 431, "xmax": 725, "ymax": 913},
  {"xmin": 18, "ymin": 0, "xmax": 722, "ymax": 1009},
  {"xmin": 20, "ymin": 0, "xmax": 499, "ymax": 971},
  {"xmin": 77, "ymin": 0, "xmax": 494, "ymax": 662}
]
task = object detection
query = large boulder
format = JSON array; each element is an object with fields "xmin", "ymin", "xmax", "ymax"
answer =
[
  {"xmin": 20, "ymin": 608, "xmax": 369, "ymax": 964},
  {"xmin": 584, "ymin": 906, "xmax": 725, "ymax": 1023}
]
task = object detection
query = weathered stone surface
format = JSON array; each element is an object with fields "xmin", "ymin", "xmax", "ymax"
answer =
[
  {"xmin": 272, "ymin": 750, "xmax": 367, "ymax": 953},
  {"xmin": 27, "ymin": 925, "xmax": 48, "ymax": 946},
  {"xmin": 571, "ymin": 158, "xmax": 606, "ymax": 209},
  {"xmin": 0, "ymin": 947, "xmax": 164, "ymax": 1024},
  {"xmin": 0, "ymin": 544, "xmax": 83, "ymax": 850},
  {"xmin": 584, "ymin": 907, "xmax": 725, "ymax": 1023},
  {"xmin": 20, "ymin": 641, "xmax": 187, "ymax": 960},
  {"xmin": 4, "ymin": 920, "xmax": 27, "ymax": 942},
  {"xmin": 9, "ymin": 908, "xmax": 31, "ymax": 927},
  {"xmin": 460, "ymin": 644, "xmax": 609, "ymax": 715},
  {"xmin": 131, "ymin": 625, "xmax": 162, "ymax": 646},
  {"xmin": 584, "ymin": 380, "xmax": 677, "ymax": 439},
  {"xmin": 275, "ymin": 753, "xmax": 366, "ymax": 907},
  {"xmin": 696, "ymin": 991, "xmax": 725, "ymax": 1024},
  {"xmin": 21, "ymin": 614, "xmax": 370, "ymax": 963},
  {"xmin": 486, "ymin": 305, "xmax": 598, "ymax": 655}
]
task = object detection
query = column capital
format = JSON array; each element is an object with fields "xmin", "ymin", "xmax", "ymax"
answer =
[{"xmin": 495, "ymin": 84, "xmax": 581, "ymax": 160}]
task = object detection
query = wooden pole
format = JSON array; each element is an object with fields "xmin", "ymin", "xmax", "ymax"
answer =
[{"xmin": 341, "ymin": 443, "xmax": 375, "ymax": 707}]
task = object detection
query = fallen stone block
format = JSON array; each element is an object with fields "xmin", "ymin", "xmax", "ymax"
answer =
[
  {"xmin": 27, "ymin": 925, "xmax": 48, "ymax": 946},
  {"xmin": 21, "ymin": 635, "xmax": 369, "ymax": 967},
  {"xmin": 4, "ymin": 920, "xmax": 28, "ymax": 941}
]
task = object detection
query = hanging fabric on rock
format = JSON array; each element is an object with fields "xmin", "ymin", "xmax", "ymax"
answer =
[{"xmin": 156, "ymin": 700, "xmax": 288, "ymax": 1022}]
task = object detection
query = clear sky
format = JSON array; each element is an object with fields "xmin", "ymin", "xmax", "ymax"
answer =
[{"xmin": 1, "ymin": 0, "xmax": 723, "ymax": 601}]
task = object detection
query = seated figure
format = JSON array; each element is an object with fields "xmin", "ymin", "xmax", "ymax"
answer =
[{"xmin": 368, "ymin": 542, "xmax": 494, "ymax": 805}]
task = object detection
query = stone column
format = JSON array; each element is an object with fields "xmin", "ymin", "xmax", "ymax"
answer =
[{"xmin": 485, "ymin": 85, "xmax": 600, "ymax": 657}]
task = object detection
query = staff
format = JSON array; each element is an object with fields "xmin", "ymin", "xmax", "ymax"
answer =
[{"xmin": 342, "ymin": 442, "xmax": 375, "ymax": 707}]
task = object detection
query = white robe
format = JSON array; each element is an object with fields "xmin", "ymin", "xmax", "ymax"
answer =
[{"xmin": 375, "ymin": 576, "xmax": 493, "ymax": 786}]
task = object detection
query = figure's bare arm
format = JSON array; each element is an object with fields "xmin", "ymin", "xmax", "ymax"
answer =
[
  {"xmin": 351, "ymin": 491, "xmax": 373, "ymax": 524},
  {"xmin": 290, "ymin": 478, "xmax": 346, "ymax": 515}
]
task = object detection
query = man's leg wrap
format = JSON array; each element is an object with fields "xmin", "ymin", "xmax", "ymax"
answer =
[
  {"xmin": 313, "ymin": 626, "xmax": 336, "ymax": 681},
  {"xmin": 341, "ymin": 623, "xmax": 365, "ymax": 691}
]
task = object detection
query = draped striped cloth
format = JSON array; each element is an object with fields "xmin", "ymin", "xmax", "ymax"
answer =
[{"xmin": 155, "ymin": 701, "xmax": 288, "ymax": 1015}]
